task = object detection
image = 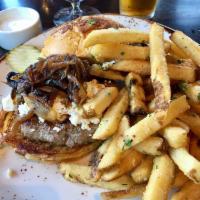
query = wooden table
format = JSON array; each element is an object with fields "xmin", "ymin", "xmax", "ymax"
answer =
[{"xmin": 0, "ymin": 0, "xmax": 200, "ymax": 57}]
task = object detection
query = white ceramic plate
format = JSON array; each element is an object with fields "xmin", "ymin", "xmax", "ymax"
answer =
[{"xmin": 0, "ymin": 14, "xmax": 171, "ymax": 200}]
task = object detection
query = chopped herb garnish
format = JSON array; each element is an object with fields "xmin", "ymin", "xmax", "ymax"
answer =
[
  {"xmin": 155, "ymin": 165, "xmax": 158, "ymax": 169},
  {"xmin": 123, "ymin": 138, "xmax": 133, "ymax": 150},
  {"xmin": 87, "ymin": 19, "xmax": 96, "ymax": 26},
  {"xmin": 178, "ymin": 81, "xmax": 188, "ymax": 92},
  {"xmin": 120, "ymin": 51, "xmax": 125, "ymax": 56},
  {"xmin": 107, "ymin": 92, "xmax": 111, "ymax": 96},
  {"xmin": 198, "ymin": 93, "xmax": 200, "ymax": 101},
  {"xmin": 69, "ymin": 174, "xmax": 73, "ymax": 178}
]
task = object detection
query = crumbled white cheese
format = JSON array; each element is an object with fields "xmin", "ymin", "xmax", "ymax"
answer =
[
  {"xmin": 101, "ymin": 60, "xmax": 116, "ymax": 70},
  {"xmin": 18, "ymin": 103, "xmax": 30, "ymax": 117},
  {"xmin": 38, "ymin": 117, "xmax": 45, "ymax": 123},
  {"xmin": 1, "ymin": 95, "xmax": 15, "ymax": 111},
  {"xmin": 53, "ymin": 127, "xmax": 61, "ymax": 132},
  {"xmin": 29, "ymin": 128, "xmax": 35, "ymax": 132},
  {"xmin": 6, "ymin": 168, "xmax": 16, "ymax": 178},
  {"xmin": 67, "ymin": 103, "xmax": 100, "ymax": 130}
]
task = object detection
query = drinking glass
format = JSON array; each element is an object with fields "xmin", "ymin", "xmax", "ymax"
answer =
[
  {"xmin": 53, "ymin": 0, "xmax": 100, "ymax": 25},
  {"xmin": 119, "ymin": 0, "xmax": 158, "ymax": 18}
]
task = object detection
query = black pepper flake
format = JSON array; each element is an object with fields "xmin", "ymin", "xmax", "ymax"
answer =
[{"xmin": 120, "ymin": 51, "xmax": 125, "ymax": 56}]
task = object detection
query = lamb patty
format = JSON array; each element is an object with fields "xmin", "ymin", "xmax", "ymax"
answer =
[{"xmin": 20, "ymin": 117, "xmax": 97, "ymax": 148}]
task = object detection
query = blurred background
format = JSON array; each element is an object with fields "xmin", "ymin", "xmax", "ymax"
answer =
[{"xmin": 0, "ymin": 0, "xmax": 199, "ymax": 42}]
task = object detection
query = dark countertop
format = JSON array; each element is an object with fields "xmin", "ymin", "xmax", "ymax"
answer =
[{"xmin": 0, "ymin": 0, "xmax": 200, "ymax": 57}]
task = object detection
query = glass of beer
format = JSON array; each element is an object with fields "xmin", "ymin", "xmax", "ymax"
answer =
[{"xmin": 120, "ymin": 0, "xmax": 158, "ymax": 18}]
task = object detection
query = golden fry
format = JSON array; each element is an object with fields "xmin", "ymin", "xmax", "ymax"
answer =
[
  {"xmin": 161, "ymin": 121, "xmax": 189, "ymax": 148},
  {"xmin": 118, "ymin": 96, "xmax": 189, "ymax": 150},
  {"xmin": 59, "ymin": 163, "xmax": 134, "ymax": 190},
  {"xmin": 90, "ymin": 43, "xmax": 149, "ymax": 61},
  {"xmin": 125, "ymin": 72, "xmax": 147, "ymax": 115},
  {"xmin": 111, "ymin": 60, "xmax": 196, "ymax": 82},
  {"xmin": 169, "ymin": 42, "xmax": 189, "ymax": 59},
  {"xmin": 142, "ymin": 155, "xmax": 175, "ymax": 200},
  {"xmin": 98, "ymin": 116, "xmax": 130, "ymax": 170},
  {"xmin": 83, "ymin": 87, "xmax": 118, "ymax": 116},
  {"xmin": 101, "ymin": 148, "xmax": 143, "ymax": 181},
  {"xmin": 171, "ymin": 31, "xmax": 200, "ymax": 67},
  {"xmin": 170, "ymin": 147, "xmax": 200, "ymax": 183},
  {"xmin": 134, "ymin": 136, "xmax": 164, "ymax": 156},
  {"xmin": 150, "ymin": 23, "xmax": 171, "ymax": 110},
  {"xmin": 90, "ymin": 64, "xmax": 125, "ymax": 80},
  {"xmin": 93, "ymin": 88, "xmax": 128, "ymax": 140},
  {"xmin": 131, "ymin": 157, "xmax": 153, "ymax": 184},
  {"xmin": 83, "ymin": 28, "xmax": 149, "ymax": 48}
]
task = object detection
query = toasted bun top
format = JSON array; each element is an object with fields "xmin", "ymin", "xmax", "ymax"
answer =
[{"xmin": 41, "ymin": 16, "xmax": 123, "ymax": 57}]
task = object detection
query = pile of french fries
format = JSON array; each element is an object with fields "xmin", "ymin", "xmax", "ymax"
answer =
[{"xmin": 59, "ymin": 23, "xmax": 200, "ymax": 199}]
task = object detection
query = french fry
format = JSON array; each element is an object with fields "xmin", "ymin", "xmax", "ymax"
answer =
[
  {"xmin": 118, "ymin": 96, "xmax": 189, "ymax": 151},
  {"xmin": 90, "ymin": 139, "xmax": 112, "ymax": 180},
  {"xmin": 150, "ymin": 23, "xmax": 171, "ymax": 110},
  {"xmin": 84, "ymin": 79, "xmax": 106, "ymax": 99},
  {"xmin": 190, "ymin": 135, "xmax": 200, "ymax": 161},
  {"xmin": 134, "ymin": 136, "xmax": 165, "ymax": 156},
  {"xmin": 83, "ymin": 87, "xmax": 118, "ymax": 116},
  {"xmin": 178, "ymin": 111, "xmax": 200, "ymax": 138},
  {"xmin": 125, "ymin": 73, "xmax": 147, "ymax": 115},
  {"xmin": 142, "ymin": 155, "xmax": 175, "ymax": 200},
  {"xmin": 90, "ymin": 64, "xmax": 125, "ymax": 80},
  {"xmin": 168, "ymin": 63, "xmax": 196, "ymax": 82},
  {"xmin": 101, "ymin": 148, "xmax": 143, "ymax": 181},
  {"xmin": 178, "ymin": 81, "xmax": 200, "ymax": 103},
  {"xmin": 169, "ymin": 42, "xmax": 189, "ymax": 59},
  {"xmin": 171, "ymin": 31, "xmax": 200, "ymax": 66},
  {"xmin": 90, "ymin": 43, "xmax": 149, "ymax": 61},
  {"xmin": 170, "ymin": 147, "xmax": 200, "ymax": 183},
  {"xmin": 101, "ymin": 184, "xmax": 146, "ymax": 200},
  {"xmin": 110, "ymin": 60, "xmax": 150, "ymax": 75},
  {"xmin": 59, "ymin": 163, "xmax": 134, "ymax": 190},
  {"xmin": 83, "ymin": 28, "xmax": 149, "ymax": 48},
  {"xmin": 93, "ymin": 88, "xmax": 128, "ymax": 140},
  {"xmin": 131, "ymin": 157, "xmax": 153, "ymax": 184},
  {"xmin": 163, "ymin": 96, "xmax": 190, "ymax": 126},
  {"xmin": 173, "ymin": 170, "xmax": 189, "ymax": 188},
  {"xmin": 171, "ymin": 181, "xmax": 200, "ymax": 200},
  {"xmin": 111, "ymin": 60, "xmax": 196, "ymax": 82},
  {"xmin": 161, "ymin": 120, "xmax": 189, "ymax": 148},
  {"xmin": 98, "ymin": 116, "xmax": 130, "ymax": 170}
]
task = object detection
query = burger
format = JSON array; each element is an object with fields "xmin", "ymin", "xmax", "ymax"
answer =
[{"xmin": 0, "ymin": 16, "xmax": 122, "ymax": 162}]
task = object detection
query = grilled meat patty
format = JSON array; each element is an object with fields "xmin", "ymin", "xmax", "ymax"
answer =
[{"xmin": 20, "ymin": 116, "xmax": 97, "ymax": 148}]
